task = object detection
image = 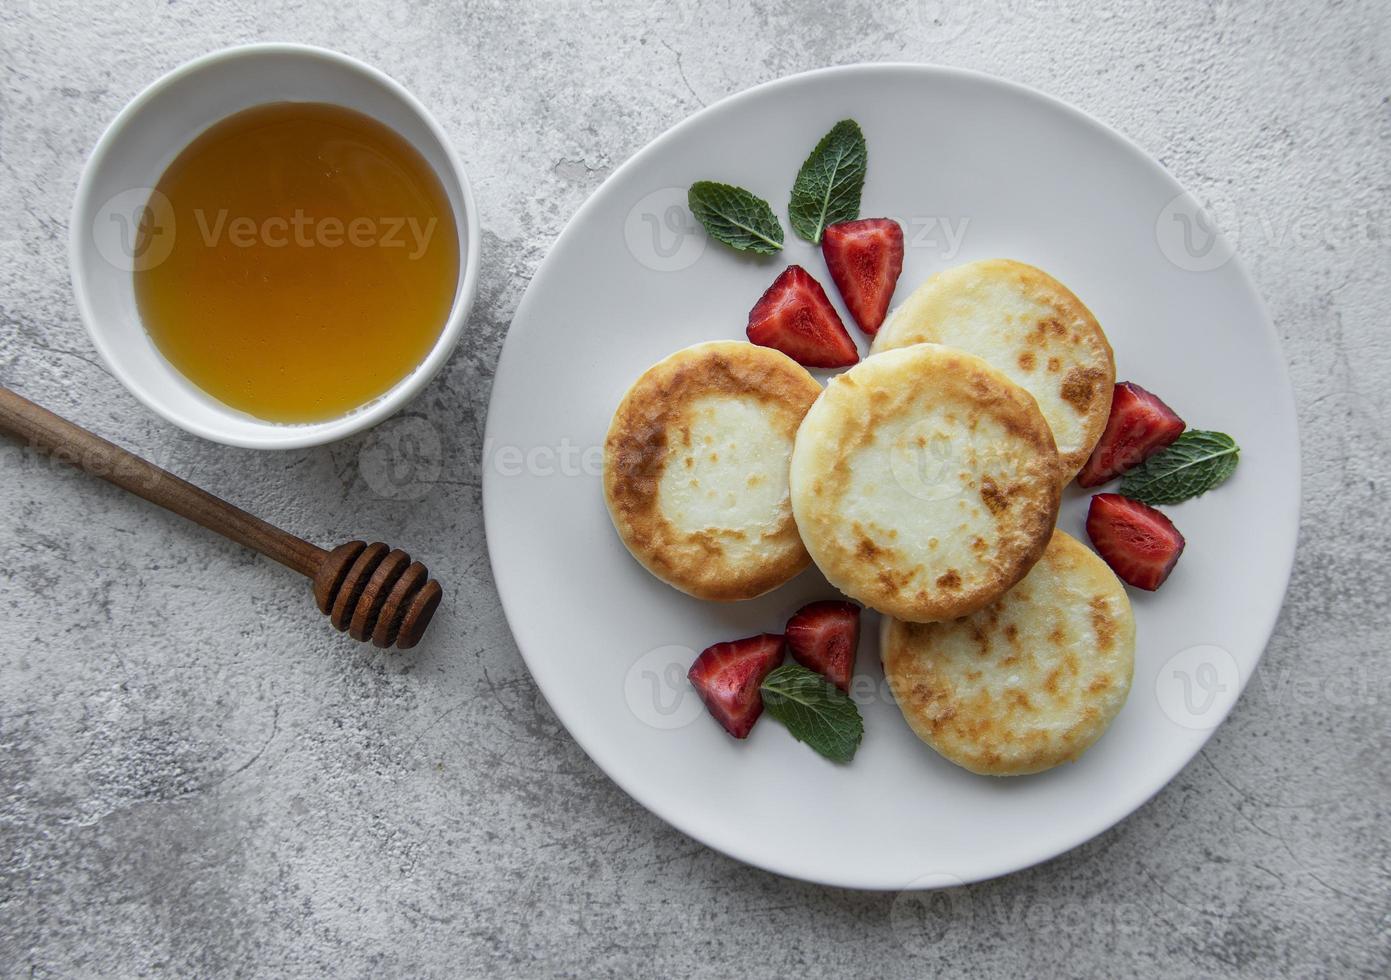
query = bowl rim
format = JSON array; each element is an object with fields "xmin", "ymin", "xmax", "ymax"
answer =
[{"xmin": 68, "ymin": 42, "xmax": 482, "ymax": 450}]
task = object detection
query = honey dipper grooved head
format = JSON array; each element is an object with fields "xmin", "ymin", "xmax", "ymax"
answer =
[{"xmin": 313, "ymin": 540, "xmax": 442, "ymax": 650}]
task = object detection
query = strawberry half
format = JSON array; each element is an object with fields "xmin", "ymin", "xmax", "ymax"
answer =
[
  {"xmin": 687, "ymin": 633, "xmax": 786, "ymax": 738},
  {"xmin": 1086, "ymin": 493, "xmax": 1186, "ymax": 591},
  {"xmin": 1077, "ymin": 382, "xmax": 1186, "ymax": 487},
  {"xmin": 821, "ymin": 219, "xmax": 904, "ymax": 336},
  {"xmin": 747, "ymin": 266, "xmax": 859, "ymax": 368},
  {"xmin": 785, "ymin": 600, "xmax": 861, "ymax": 692}
]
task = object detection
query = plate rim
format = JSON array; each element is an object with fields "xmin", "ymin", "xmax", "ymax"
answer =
[{"xmin": 482, "ymin": 62, "xmax": 1302, "ymax": 890}]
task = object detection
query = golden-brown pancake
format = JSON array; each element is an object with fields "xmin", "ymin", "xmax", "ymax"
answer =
[
  {"xmin": 790, "ymin": 343, "xmax": 1060, "ymax": 622},
  {"xmin": 604, "ymin": 341, "xmax": 821, "ymax": 600},
  {"xmin": 872, "ymin": 259, "xmax": 1115, "ymax": 481},
  {"xmin": 882, "ymin": 530, "xmax": 1135, "ymax": 776}
]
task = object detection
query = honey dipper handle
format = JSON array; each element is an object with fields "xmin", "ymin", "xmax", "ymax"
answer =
[{"xmin": 0, "ymin": 386, "xmax": 326, "ymax": 578}]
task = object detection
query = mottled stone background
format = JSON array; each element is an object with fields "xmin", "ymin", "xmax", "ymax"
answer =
[{"xmin": 1, "ymin": 0, "xmax": 1388, "ymax": 976}]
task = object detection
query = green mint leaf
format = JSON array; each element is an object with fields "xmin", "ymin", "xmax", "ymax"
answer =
[
  {"xmin": 687, "ymin": 181, "xmax": 784, "ymax": 254},
  {"xmin": 760, "ymin": 664, "xmax": 864, "ymax": 763},
  {"xmin": 788, "ymin": 119, "xmax": 867, "ymax": 244},
  {"xmin": 1118, "ymin": 430, "xmax": 1240, "ymax": 505}
]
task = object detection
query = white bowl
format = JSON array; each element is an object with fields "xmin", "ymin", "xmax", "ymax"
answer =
[{"xmin": 70, "ymin": 44, "xmax": 481, "ymax": 449}]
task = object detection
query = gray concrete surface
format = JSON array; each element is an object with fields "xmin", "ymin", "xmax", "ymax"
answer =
[{"xmin": 2, "ymin": 0, "xmax": 1388, "ymax": 976}]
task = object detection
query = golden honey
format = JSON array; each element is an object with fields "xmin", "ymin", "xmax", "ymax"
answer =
[{"xmin": 134, "ymin": 102, "xmax": 459, "ymax": 423}]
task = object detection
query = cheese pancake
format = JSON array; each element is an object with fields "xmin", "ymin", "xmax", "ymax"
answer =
[
  {"xmin": 882, "ymin": 531, "xmax": 1135, "ymax": 776},
  {"xmin": 872, "ymin": 259, "xmax": 1115, "ymax": 481},
  {"xmin": 790, "ymin": 344, "xmax": 1060, "ymax": 622},
  {"xmin": 604, "ymin": 341, "xmax": 821, "ymax": 600}
]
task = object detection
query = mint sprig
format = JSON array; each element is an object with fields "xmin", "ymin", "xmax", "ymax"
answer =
[
  {"xmin": 687, "ymin": 181, "xmax": 784, "ymax": 254},
  {"xmin": 760, "ymin": 664, "xmax": 863, "ymax": 763},
  {"xmin": 1118, "ymin": 430, "xmax": 1240, "ymax": 505},
  {"xmin": 788, "ymin": 120, "xmax": 867, "ymax": 244}
]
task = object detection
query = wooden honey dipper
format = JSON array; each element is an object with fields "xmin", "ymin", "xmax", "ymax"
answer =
[{"xmin": 0, "ymin": 385, "xmax": 442, "ymax": 649}]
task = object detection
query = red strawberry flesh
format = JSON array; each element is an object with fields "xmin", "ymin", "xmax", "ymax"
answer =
[
  {"xmin": 1077, "ymin": 382, "xmax": 1186, "ymax": 487},
  {"xmin": 747, "ymin": 265, "xmax": 859, "ymax": 368},
  {"xmin": 1086, "ymin": 493, "xmax": 1186, "ymax": 591},
  {"xmin": 821, "ymin": 218, "xmax": 904, "ymax": 336},
  {"xmin": 784, "ymin": 600, "xmax": 861, "ymax": 692},
  {"xmin": 687, "ymin": 633, "xmax": 786, "ymax": 738}
]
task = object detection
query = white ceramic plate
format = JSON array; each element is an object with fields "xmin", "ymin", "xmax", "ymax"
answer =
[{"xmin": 483, "ymin": 65, "xmax": 1298, "ymax": 889}]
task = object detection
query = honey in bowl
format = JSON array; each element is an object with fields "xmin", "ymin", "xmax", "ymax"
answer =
[{"xmin": 134, "ymin": 103, "xmax": 459, "ymax": 423}]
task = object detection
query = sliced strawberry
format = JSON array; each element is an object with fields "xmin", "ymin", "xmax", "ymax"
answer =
[
  {"xmin": 821, "ymin": 219, "xmax": 904, "ymax": 336},
  {"xmin": 1086, "ymin": 493, "xmax": 1186, "ymax": 591},
  {"xmin": 747, "ymin": 265, "xmax": 859, "ymax": 368},
  {"xmin": 785, "ymin": 600, "xmax": 861, "ymax": 692},
  {"xmin": 1077, "ymin": 382, "xmax": 1186, "ymax": 487},
  {"xmin": 687, "ymin": 633, "xmax": 786, "ymax": 738}
]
